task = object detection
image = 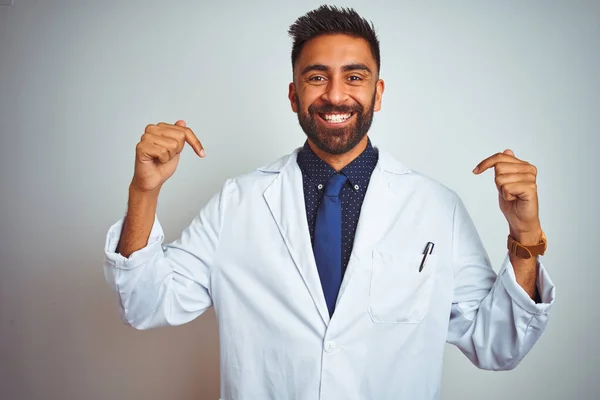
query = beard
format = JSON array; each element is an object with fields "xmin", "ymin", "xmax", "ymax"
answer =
[{"xmin": 296, "ymin": 91, "xmax": 376, "ymax": 155}]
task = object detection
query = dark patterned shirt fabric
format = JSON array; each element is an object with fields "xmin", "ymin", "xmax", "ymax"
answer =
[{"xmin": 296, "ymin": 139, "xmax": 379, "ymax": 275}]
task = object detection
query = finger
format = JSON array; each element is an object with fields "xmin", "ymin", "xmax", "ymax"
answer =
[
  {"xmin": 153, "ymin": 122, "xmax": 205, "ymax": 158},
  {"xmin": 175, "ymin": 119, "xmax": 186, "ymax": 128},
  {"xmin": 499, "ymin": 181, "xmax": 537, "ymax": 202},
  {"xmin": 142, "ymin": 132, "xmax": 182, "ymax": 158},
  {"xmin": 150, "ymin": 123, "xmax": 186, "ymax": 143},
  {"xmin": 183, "ymin": 127, "xmax": 205, "ymax": 158},
  {"xmin": 494, "ymin": 172, "xmax": 536, "ymax": 191},
  {"xmin": 492, "ymin": 162, "xmax": 537, "ymax": 176},
  {"xmin": 473, "ymin": 152, "xmax": 526, "ymax": 174},
  {"xmin": 136, "ymin": 141, "xmax": 172, "ymax": 164},
  {"xmin": 503, "ymin": 148, "xmax": 515, "ymax": 157},
  {"xmin": 143, "ymin": 127, "xmax": 186, "ymax": 153}
]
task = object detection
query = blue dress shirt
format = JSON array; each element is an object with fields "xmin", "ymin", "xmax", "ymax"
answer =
[{"xmin": 296, "ymin": 139, "xmax": 379, "ymax": 275}]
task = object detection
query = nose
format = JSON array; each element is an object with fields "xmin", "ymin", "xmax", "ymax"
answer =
[{"xmin": 321, "ymin": 77, "xmax": 349, "ymax": 105}]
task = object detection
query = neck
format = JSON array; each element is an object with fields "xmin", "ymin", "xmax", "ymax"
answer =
[{"xmin": 308, "ymin": 136, "xmax": 369, "ymax": 172}]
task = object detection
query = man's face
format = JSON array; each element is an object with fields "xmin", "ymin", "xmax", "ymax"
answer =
[{"xmin": 289, "ymin": 34, "xmax": 384, "ymax": 155}]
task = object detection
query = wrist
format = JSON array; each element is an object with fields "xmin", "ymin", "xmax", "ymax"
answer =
[
  {"xmin": 128, "ymin": 184, "xmax": 160, "ymax": 215},
  {"xmin": 129, "ymin": 182, "xmax": 161, "ymax": 199}
]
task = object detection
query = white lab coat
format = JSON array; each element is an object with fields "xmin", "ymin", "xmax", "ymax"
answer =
[{"xmin": 104, "ymin": 147, "xmax": 555, "ymax": 400}]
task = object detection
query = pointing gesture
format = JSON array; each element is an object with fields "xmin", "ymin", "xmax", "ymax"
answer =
[
  {"xmin": 131, "ymin": 120, "xmax": 205, "ymax": 193},
  {"xmin": 473, "ymin": 149, "xmax": 542, "ymax": 243}
]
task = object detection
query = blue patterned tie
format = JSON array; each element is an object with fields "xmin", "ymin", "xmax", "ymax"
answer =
[{"xmin": 314, "ymin": 173, "xmax": 348, "ymax": 317}]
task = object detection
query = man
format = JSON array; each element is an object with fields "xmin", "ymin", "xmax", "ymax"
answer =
[{"xmin": 104, "ymin": 5, "xmax": 555, "ymax": 399}]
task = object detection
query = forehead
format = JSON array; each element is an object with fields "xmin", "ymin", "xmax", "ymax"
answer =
[{"xmin": 295, "ymin": 34, "xmax": 376, "ymax": 72}]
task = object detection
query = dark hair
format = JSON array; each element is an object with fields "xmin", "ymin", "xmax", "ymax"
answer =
[{"xmin": 288, "ymin": 5, "xmax": 381, "ymax": 74}]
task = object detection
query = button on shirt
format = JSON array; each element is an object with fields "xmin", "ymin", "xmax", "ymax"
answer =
[{"xmin": 296, "ymin": 140, "xmax": 379, "ymax": 275}]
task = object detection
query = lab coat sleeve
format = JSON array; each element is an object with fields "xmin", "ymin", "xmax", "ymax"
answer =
[
  {"xmin": 446, "ymin": 196, "xmax": 556, "ymax": 370},
  {"xmin": 103, "ymin": 180, "xmax": 231, "ymax": 330}
]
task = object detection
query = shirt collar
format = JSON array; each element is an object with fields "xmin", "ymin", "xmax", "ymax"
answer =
[{"xmin": 296, "ymin": 138, "xmax": 379, "ymax": 189}]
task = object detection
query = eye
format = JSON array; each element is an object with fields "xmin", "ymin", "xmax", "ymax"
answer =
[
  {"xmin": 347, "ymin": 75, "xmax": 362, "ymax": 82},
  {"xmin": 308, "ymin": 75, "xmax": 326, "ymax": 82}
]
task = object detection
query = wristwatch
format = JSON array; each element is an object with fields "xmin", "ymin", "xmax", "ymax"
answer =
[{"xmin": 507, "ymin": 231, "xmax": 547, "ymax": 259}]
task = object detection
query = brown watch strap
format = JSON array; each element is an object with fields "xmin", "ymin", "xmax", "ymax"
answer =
[{"xmin": 507, "ymin": 232, "xmax": 547, "ymax": 259}]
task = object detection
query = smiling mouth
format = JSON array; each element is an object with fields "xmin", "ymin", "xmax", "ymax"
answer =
[{"xmin": 318, "ymin": 112, "xmax": 354, "ymax": 124}]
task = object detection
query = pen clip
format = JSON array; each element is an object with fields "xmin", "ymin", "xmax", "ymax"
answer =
[{"xmin": 418, "ymin": 242, "xmax": 435, "ymax": 272}]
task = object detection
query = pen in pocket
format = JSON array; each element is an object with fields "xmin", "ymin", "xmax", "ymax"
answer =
[{"xmin": 419, "ymin": 242, "xmax": 435, "ymax": 272}]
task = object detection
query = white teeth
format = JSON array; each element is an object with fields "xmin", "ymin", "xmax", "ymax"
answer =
[{"xmin": 323, "ymin": 113, "xmax": 351, "ymax": 123}]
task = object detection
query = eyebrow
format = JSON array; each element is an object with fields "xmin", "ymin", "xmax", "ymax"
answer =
[
  {"xmin": 300, "ymin": 63, "xmax": 372, "ymax": 75},
  {"xmin": 342, "ymin": 63, "xmax": 372, "ymax": 74}
]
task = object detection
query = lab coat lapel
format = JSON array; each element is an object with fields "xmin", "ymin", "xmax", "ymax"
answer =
[{"xmin": 262, "ymin": 152, "xmax": 331, "ymax": 325}]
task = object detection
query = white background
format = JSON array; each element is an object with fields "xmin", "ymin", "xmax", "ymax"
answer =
[{"xmin": 1, "ymin": 0, "xmax": 598, "ymax": 399}]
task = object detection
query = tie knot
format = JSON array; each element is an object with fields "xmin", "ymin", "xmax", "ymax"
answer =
[{"xmin": 324, "ymin": 174, "xmax": 348, "ymax": 197}]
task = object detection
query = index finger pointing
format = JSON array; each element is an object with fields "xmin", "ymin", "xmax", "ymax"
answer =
[
  {"xmin": 184, "ymin": 127, "xmax": 205, "ymax": 158},
  {"xmin": 156, "ymin": 122, "xmax": 205, "ymax": 158},
  {"xmin": 473, "ymin": 152, "xmax": 524, "ymax": 174}
]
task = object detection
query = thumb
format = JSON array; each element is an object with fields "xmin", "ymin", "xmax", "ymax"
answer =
[
  {"xmin": 503, "ymin": 148, "xmax": 514, "ymax": 157},
  {"xmin": 175, "ymin": 119, "xmax": 187, "ymax": 128}
]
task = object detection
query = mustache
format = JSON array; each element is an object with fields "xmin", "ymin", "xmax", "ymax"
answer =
[{"xmin": 308, "ymin": 102, "xmax": 364, "ymax": 115}]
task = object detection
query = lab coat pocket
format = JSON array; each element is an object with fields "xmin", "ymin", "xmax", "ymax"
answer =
[{"xmin": 368, "ymin": 250, "xmax": 438, "ymax": 324}]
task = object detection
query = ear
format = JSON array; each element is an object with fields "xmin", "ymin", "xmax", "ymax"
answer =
[
  {"xmin": 373, "ymin": 79, "xmax": 385, "ymax": 112},
  {"xmin": 288, "ymin": 82, "xmax": 298, "ymax": 113}
]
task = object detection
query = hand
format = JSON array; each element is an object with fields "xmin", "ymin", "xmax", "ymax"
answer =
[
  {"xmin": 131, "ymin": 120, "xmax": 204, "ymax": 193},
  {"xmin": 473, "ymin": 149, "xmax": 542, "ymax": 245}
]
